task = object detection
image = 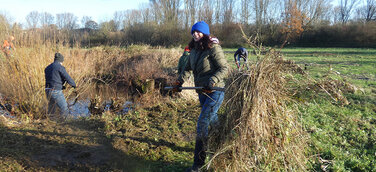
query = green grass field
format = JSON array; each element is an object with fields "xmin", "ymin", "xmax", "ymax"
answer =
[
  {"xmin": 284, "ymin": 48, "xmax": 376, "ymax": 171},
  {"xmin": 225, "ymin": 47, "xmax": 376, "ymax": 171},
  {"xmin": 225, "ymin": 47, "xmax": 376, "ymax": 90}
]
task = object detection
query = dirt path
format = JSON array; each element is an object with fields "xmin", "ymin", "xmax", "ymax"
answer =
[
  {"xmin": 0, "ymin": 117, "xmax": 150, "ymax": 171},
  {"xmin": 0, "ymin": 99, "xmax": 200, "ymax": 171}
]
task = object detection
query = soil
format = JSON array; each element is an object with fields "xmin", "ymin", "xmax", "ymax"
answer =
[{"xmin": 0, "ymin": 117, "xmax": 151, "ymax": 171}]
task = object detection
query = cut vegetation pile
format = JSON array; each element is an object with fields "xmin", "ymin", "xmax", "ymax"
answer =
[
  {"xmin": 208, "ymin": 51, "xmax": 309, "ymax": 171},
  {"xmin": 206, "ymin": 46, "xmax": 366, "ymax": 170}
]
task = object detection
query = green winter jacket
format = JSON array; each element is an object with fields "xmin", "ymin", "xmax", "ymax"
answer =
[
  {"xmin": 177, "ymin": 51, "xmax": 190, "ymax": 75},
  {"xmin": 178, "ymin": 43, "xmax": 228, "ymax": 89}
]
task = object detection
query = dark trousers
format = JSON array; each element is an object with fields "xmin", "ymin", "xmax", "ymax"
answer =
[{"xmin": 193, "ymin": 91, "xmax": 224, "ymax": 168}]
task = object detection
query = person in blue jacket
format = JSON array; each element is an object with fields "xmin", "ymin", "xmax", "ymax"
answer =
[
  {"xmin": 234, "ymin": 47, "xmax": 249, "ymax": 70},
  {"xmin": 45, "ymin": 53, "xmax": 76, "ymax": 116}
]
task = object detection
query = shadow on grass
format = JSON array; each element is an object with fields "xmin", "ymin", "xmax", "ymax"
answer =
[
  {"xmin": 115, "ymin": 134, "xmax": 194, "ymax": 153},
  {"xmin": 67, "ymin": 118, "xmax": 195, "ymax": 152},
  {"xmin": 0, "ymin": 119, "xmax": 190, "ymax": 172}
]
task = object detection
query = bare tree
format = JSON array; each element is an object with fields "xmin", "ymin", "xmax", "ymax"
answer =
[
  {"xmin": 214, "ymin": 0, "xmax": 222, "ymax": 24},
  {"xmin": 81, "ymin": 16, "xmax": 98, "ymax": 30},
  {"xmin": 184, "ymin": 0, "xmax": 198, "ymax": 27},
  {"xmin": 140, "ymin": 4, "xmax": 153, "ymax": 24},
  {"xmin": 26, "ymin": 11, "xmax": 40, "ymax": 28},
  {"xmin": 113, "ymin": 11, "xmax": 126, "ymax": 31},
  {"xmin": 150, "ymin": 0, "xmax": 182, "ymax": 24},
  {"xmin": 40, "ymin": 12, "xmax": 54, "ymax": 28},
  {"xmin": 356, "ymin": 0, "xmax": 376, "ymax": 22},
  {"xmin": 100, "ymin": 20, "xmax": 117, "ymax": 33},
  {"xmin": 297, "ymin": 0, "xmax": 333, "ymax": 26},
  {"xmin": 123, "ymin": 10, "xmax": 142, "ymax": 28},
  {"xmin": 56, "ymin": 13, "xmax": 78, "ymax": 30},
  {"xmin": 338, "ymin": 0, "xmax": 360, "ymax": 24},
  {"xmin": 198, "ymin": 0, "xmax": 214, "ymax": 25},
  {"xmin": 240, "ymin": 0, "xmax": 252, "ymax": 24},
  {"xmin": 149, "ymin": 1, "xmax": 163, "ymax": 23},
  {"xmin": 253, "ymin": 0, "xmax": 271, "ymax": 27},
  {"xmin": 222, "ymin": 0, "xmax": 236, "ymax": 24},
  {"xmin": 183, "ymin": 0, "xmax": 190, "ymax": 28},
  {"xmin": 81, "ymin": 16, "xmax": 92, "ymax": 28},
  {"xmin": 85, "ymin": 20, "xmax": 99, "ymax": 30}
]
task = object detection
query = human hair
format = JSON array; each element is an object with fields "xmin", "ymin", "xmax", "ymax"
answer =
[{"xmin": 188, "ymin": 34, "xmax": 216, "ymax": 51}]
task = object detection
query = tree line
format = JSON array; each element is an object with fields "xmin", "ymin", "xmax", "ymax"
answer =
[{"xmin": 1, "ymin": 0, "xmax": 376, "ymax": 48}]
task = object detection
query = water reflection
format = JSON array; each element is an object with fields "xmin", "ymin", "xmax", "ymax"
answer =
[
  {"xmin": 69, "ymin": 99, "xmax": 91, "ymax": 118},
  {"xmin": 0, "ymin": 99, "xmax": 133, "ymax": 120},
  {"xmin": 0, "ymin": 104, "xmax": 21, "ymax": 125},
  {"xmin": 68, "ymin": 99, "xmax": 133, "ymax": 119}
]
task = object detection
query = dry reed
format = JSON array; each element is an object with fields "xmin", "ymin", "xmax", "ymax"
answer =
[
  {"xmin": 0, "ymin": 30, "xmax": 182, "ymax": 118},
  {"xmin": 207, "ymin": 51, "xmax": 309, "ymax": 171}
]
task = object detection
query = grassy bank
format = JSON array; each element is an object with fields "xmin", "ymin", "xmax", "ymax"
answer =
[
  {"xmin": 255, "ymin": 48, "xmax": 375, "ymax": 171},
  {"xmin": 1, "ymin": 46, "xmax": 375, "ymax": 171},
  {"xmin": 0, "ymin": 44, "xmax": 195, "ymax": 171},
  {"xmin": 284, "ymin": 48, "xmax": 376, "ymax": 171},
  {"xmin": 0, "ymin": 98, "xmax": 200, "ymax": 171}
]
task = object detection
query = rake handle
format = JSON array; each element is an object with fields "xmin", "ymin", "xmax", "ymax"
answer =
[{"xmin": 164, "ymin": 86, "xmax": 225, "ymax": 92}]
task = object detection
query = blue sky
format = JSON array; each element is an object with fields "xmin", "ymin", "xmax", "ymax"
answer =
[
  {"xmin": 0, "ymin": 0, "xmax": 350, "ymax": 26},
  {"xmin": 0, "ymin": 0, "xmax": 149, "ymax": 24}
]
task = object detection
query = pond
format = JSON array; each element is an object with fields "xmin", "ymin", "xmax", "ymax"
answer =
[
  {"xmin": 68, "ymin": 99, "xmax": 133, "ymax": 118},
  {"xmin": 0, "ymin": 98, "xmax": 134, "ymax": 121}
]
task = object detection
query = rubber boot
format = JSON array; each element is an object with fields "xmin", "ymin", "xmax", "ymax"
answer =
[{"xmin": 193, "ymin": 138, "xmax": 206, "ymax": 171}]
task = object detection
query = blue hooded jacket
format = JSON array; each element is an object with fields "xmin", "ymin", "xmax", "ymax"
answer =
[{"xmin": 45, "ymin": 61, "xmax": 76, "ymax": 90}]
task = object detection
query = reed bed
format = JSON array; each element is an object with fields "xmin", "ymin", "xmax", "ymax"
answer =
[{"xmin": 0, "ymin": 35, "xmax": 182, "ymax": 118}]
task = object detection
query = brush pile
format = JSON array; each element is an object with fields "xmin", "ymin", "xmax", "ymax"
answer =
[
  {"xmin": 307, "ymin": 78, "xmax": 359, "ymax": 106},
  {"xmin": 208, "ymin": 51, "xmax": 308, "ymax": 171}
]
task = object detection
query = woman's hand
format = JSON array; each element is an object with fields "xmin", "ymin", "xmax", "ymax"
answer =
[{"xmin": 172, "ymin": 81, "xmax": 183, "ymax": 92}]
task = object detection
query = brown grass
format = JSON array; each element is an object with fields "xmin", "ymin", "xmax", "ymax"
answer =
[
  {"xmin": 0, "ymin": 33, "xmax": 182, "ymax": 118},
  {"xmin": 207, "ymin": 51, "xmax": 309, "ymax": 171}
]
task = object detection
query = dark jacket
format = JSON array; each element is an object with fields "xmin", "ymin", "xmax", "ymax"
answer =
[
  {"xmin": 45, "ymin": 61, "xmax": 76, "ymax": 90},
  {"xmin": 234, "ymin": 47, "xmax": 248, "ymax": 61},
  {"xmin": 178, "ymin": 43, "xmax": 228, "ymax": 88},
  {"xmin": 177, "ymin": 51, "xmax": 190, "ymax": 75}
]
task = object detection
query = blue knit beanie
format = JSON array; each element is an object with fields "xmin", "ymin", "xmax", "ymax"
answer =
[{"xmin": 191, "ymin": 21, "xmax": 210, "ymax": 35}]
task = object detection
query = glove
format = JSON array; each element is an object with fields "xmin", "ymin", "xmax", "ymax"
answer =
[
  {"xmin": 203, "ymin": 80, "xmax": 215, "ymax": 93},
  {"xmin": 235, "ymin": 61, "xmax": 240, "ymax": 68},
  {"xmin": 172, "ymin": 81, "xmax": 182, "ymax": 92}
]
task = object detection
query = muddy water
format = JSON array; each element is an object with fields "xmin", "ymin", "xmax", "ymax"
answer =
[
  {"xmin": 0, "ymin": 99, "xmax": 133, "ymax": 119},
  {"xmin": 67, "ymin": 84, "xmax": 133, "ymax": 118},
  {"xmin": 68, "ymin": 99, "xmax": 91, "ymax": 117},
  {"xmin": 68, "ymin": 99, "xmax": 133, "ymax": 118},
  {"xmin": 0, "ymin": 84, "xmax": 134, "ymax": 120}
]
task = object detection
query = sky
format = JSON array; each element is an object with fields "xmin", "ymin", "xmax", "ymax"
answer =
[
  {"xmin": 0, "ymin": 0, "xmax": 352, "ymax": 26},
  {"xmin": 0, "ymin": 0, "xmax": 150, "ymax": 25}
]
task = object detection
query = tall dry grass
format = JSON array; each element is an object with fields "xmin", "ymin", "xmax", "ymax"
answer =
[
  {"xmin": 0, "ymin": 42, "xmax": 94, "ymax": 117},
  {"xmin": 0, "ymin": 29, "xmax": 183, "ymax": 118},
  {"xmin": 207, "ymin": 50, "xmax": 309, "ymax": 171}
]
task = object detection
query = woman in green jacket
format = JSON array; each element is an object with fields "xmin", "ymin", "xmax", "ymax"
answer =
[{"xmin": 174, "ymin": 21, "xmax": 228, "ymax": 172}]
